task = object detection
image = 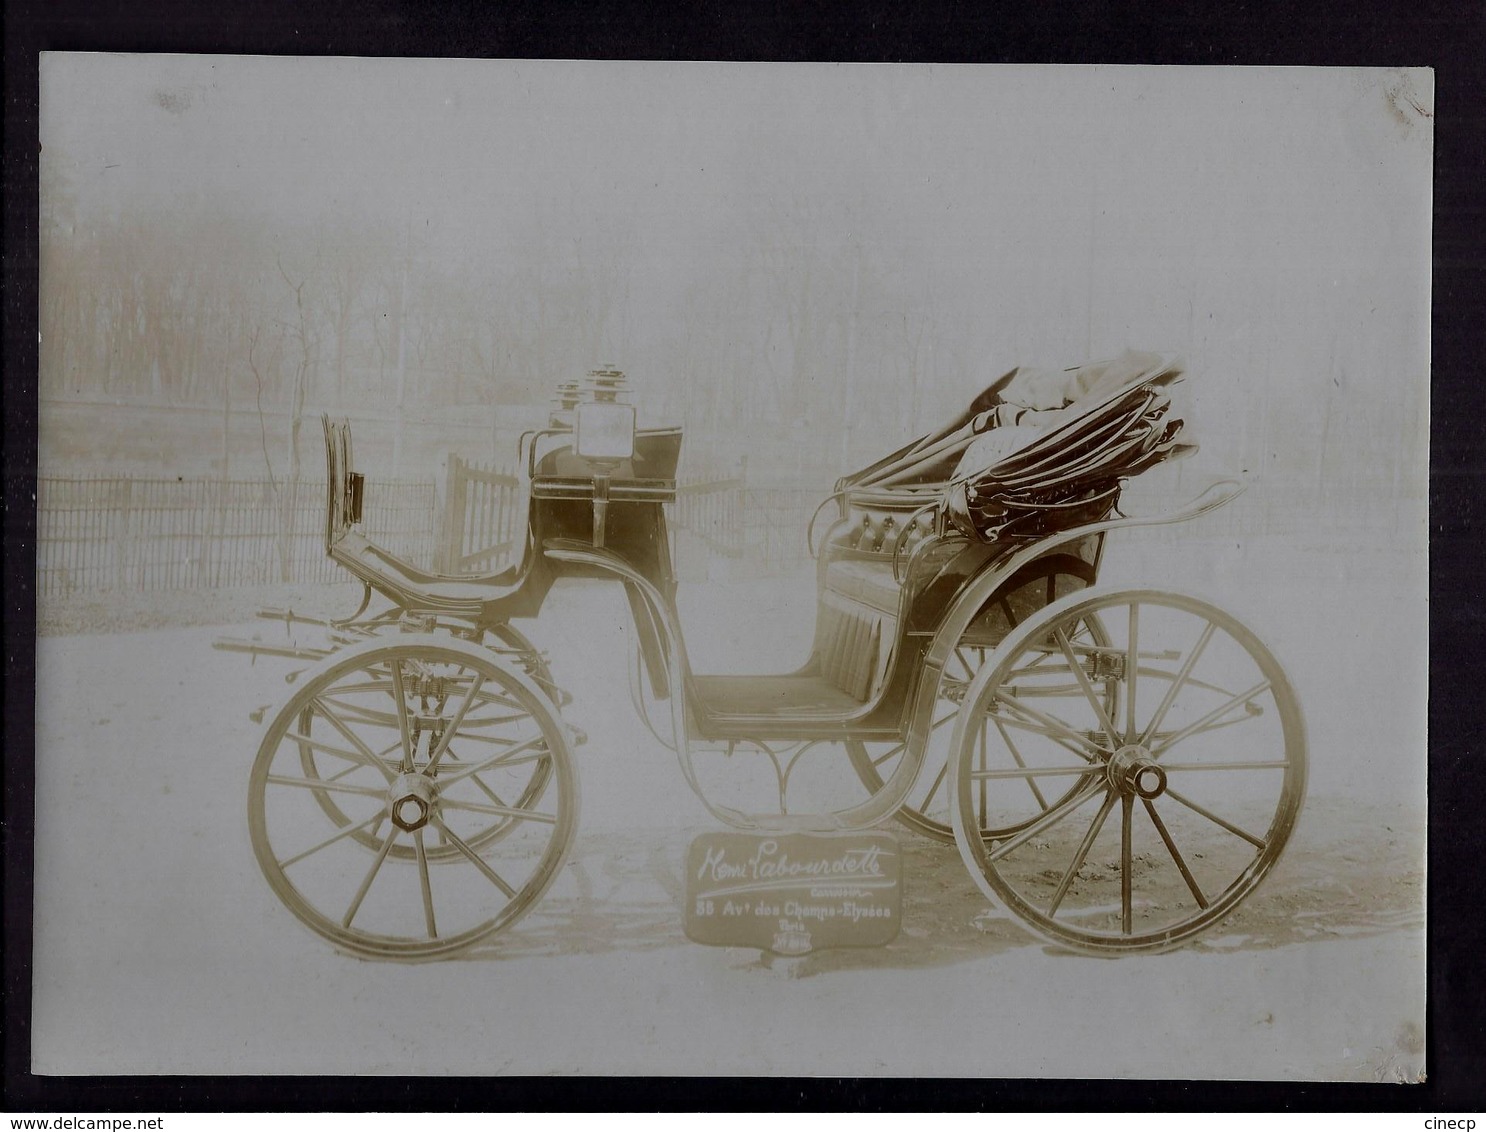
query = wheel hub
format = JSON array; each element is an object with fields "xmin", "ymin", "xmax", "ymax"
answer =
[
  {"xmin": 389, "ymin": 772, "xmax": 437, "ymax": 832},
  {"xmin": 1106, "ymin": 745, "xmax": 1167, "ymax": 799}
]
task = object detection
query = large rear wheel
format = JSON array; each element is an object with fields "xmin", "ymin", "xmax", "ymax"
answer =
[{"xmin": 949, "ymin": 588, "xmax": 1305, "ymax": 955}]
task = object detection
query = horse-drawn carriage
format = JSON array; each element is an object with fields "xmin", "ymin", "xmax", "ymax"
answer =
[{"xmin": 218, "ymin": 353, "xmax": 1305, "ymax": 960}]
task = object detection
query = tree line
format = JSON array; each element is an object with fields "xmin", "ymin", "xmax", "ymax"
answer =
[{"xmin": 38, "ymin": 173, "xmax": 956, "ymax": 474}]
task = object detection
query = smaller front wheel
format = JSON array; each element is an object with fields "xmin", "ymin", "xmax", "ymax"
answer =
[
  {"xmin": 949, "ymin": 587, "xmax": 1305, "ymax": 955},
  {"xmin": 249, "ymin": 634, "xmax": 578, "ymax": 960}
]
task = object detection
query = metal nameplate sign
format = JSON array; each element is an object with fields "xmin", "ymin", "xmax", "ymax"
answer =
[{"xmin": 683, "ymin": 831, "xmax": 902, "ymax": 955}]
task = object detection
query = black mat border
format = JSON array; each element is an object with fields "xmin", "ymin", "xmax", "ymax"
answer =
[{"xmin": 5, "ymin": 0, "xmax": 1483, "ymax": 1113}]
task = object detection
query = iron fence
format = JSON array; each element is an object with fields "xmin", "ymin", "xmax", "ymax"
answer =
[
  {"xmin": 735, "ymin": 487, "xmax": 832, "ymax": 574},
  {"xmin": 671, "ymin": 478, "xmax": 746, "ymax": 560},
  {"xmin": 37, "ymin": 475, "xmax": 437, "ymax": 597}
]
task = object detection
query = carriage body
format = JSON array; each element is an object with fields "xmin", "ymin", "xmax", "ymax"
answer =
[{"xmin": 228, "ymin": 358, "xmax": 1306, "ymax": 960}]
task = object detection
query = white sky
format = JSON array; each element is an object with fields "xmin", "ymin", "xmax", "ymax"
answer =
[{"xmin": 41, "ymin": 57, "xmax": 1429, "ymax": 262}]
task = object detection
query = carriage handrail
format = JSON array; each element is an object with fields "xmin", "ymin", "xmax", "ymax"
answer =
[
  {"xmin": 889, "ymin": 501, "xmax": 943, "ymax": 584},
  {"xmin": 805, "ymin": 491, "xmax": 845, "ymax": 559},
  {"xmin": 524, "ymin": 426, "xmax": 574, "ymax": 480},
  {"xmin": 1105, "ymin": 474, "xmax": 1245, "ymax": 528},
  {"xmin": 972, "ymin": 475, "xmax": 1247, "ymax": 578}
]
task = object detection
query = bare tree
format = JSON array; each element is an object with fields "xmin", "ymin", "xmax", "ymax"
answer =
[{"xmin": 273, "ymin": 250, "xmax": 321, "ymax": 580}]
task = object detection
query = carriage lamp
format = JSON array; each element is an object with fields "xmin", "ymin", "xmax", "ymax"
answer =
[
  {"xmin": 549, "ymin": 381, "xmax": 583, "ymax": 428},
  {"xmin": 574, "ymin": 367, "xmax": 637, "ymax": 548}
]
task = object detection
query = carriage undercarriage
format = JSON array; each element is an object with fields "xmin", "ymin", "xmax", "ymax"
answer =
[{"xmin": 218, "ymin": 357, "xmax": 1306, "ymax": 961}]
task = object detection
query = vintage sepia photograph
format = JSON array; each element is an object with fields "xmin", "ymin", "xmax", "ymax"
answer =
[{"xmin": 32, "ymin": 57, "xmax": 1430, "ymax": 1079}]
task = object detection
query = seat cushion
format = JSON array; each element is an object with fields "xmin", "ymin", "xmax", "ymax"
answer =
[
  {"xmin": 811, "ymin": 557, "xmax": 906, "ymax": 701},
  {"xmin": 822, "ymin": 558, "xmax": 903, "ymax": 617}
]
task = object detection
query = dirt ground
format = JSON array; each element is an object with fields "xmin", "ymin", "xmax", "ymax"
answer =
[{"xmin": 30, "ymin": 540, "xmax": 1426, "ymax": 1080}]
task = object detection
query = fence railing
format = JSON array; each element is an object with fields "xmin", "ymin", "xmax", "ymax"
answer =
[
  {"xmin": 37, "ymin": 475, "xmax": 437, "ymax": 597},
  {"xmin": 440, "ymin": 456, "xmax": 523, "ymax": 573},
  {"xmin": 735, "ymin": 487, "xmax": 832, "ymax": 574},
  {"xmin": 37, "ymin": 466, "xmax": 841, "ymax": 601},
  {"xmin": 671, "ymin": 478, "xmax": 745, "ymax": 559}
]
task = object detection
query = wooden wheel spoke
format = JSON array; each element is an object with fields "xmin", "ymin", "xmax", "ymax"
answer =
[
  {"xmin": 916, "ymin": 759, "xmax": 950, "ymax": 814},
  {"xmin": 280, "ymin": 811, "xmax": 386, "ymax": 869},
  {"xmin": 313, "ymin": 695, "xmax": 400, "ymax": 729},
  {"xmin": 448, "ymin": 710, "xmax": 532, "ymax": 729},
  {"xmin": 342, "ymin": 826, "xmax": 399, "ymax": 929},
  {"xmin": 265, "ymin": 773, "xmax": 387, "ymax": 799},
  {"xmin": 437, "ymin": 797, "xmax": 558, "ymax": 825},
  {"xmin": 1138, "ymin": 621, "xmax": 1216, "ymax": 746},
  {"xmin": 1003, "ymin": 662, "xmax": 1089, "ymax": 684},
  {"xmin": 286, "ymin": 729, "xmax": 383, "ymax": 771},
  {"xmin": 989, "ymin": 711, "xmax": 1099, "ymax": 761},
  {"xmin": 1047, "ymin": 789, "xmax": 1118, "ymax": 917},
  {"xmin": 320, "ymin": 685, "xmax": 526, "ymax": 721},
  {"xmin": 311, "ymin": 697, "xmax": 395, "ymax": 781},
  {"xmin": 413, "ymin": 830, "xmax": 438, "ymax": 940},
  {"xmin": 1054, "ymin": 627, "xmax": 1120, "ymax": 740},
  {"xmin": 970, "ymin": 764, "xmax": 1103, "ymax": 781},
  {"xmin": 465, "ymin": 768, "xmax": 510, "ymax": 810},
  {"xmin": 1143, "ymin": 798, "xmax": 1209, "ymax": 909},
  {"xmin": 991, "ymin": 715, "xmax": 1049, "ymax": 811},
  {"xmin": 389, "ymin": 659, "xmax": 415, "ymax": 773},
  {"xmin": 316, "ymin": 738, "xmax": 402, "ymax": 782},
  {"xmin": 1151, "ymin": 681, "xmax": 1273, "ymax": 758},
  {"xmin": 1014, "ymin": 648, "xmax": 1063, "ymax": 675},
  {"xmin": 432, "ymin": 726, "xmax": 541, "ymax": 748},
  {"xmin": 1144, "ymin": 709, "xmax": 1261, "ymax": 744},
  {"xmin": 1163, "ymin": 787, "xmax": 1266, "ymax": 849},
  {"xmin": 1120, "ymin": 793, "xmax": 1134, "ymax": 934},
  {"xmin": 869, "ymin": 741, "xmax": 907, "ymax": 769},
  {"xmin": 992, "ymin": 693, "xmax": 1104, "ymax": 758},
  {"xmin": 998, "ymin": 597, "xmax": 1019, "ymax": 627},
  {"xmin": 432, "ymin": 817, "xmax": 517, "ymax": 898},
  {"xmin": 425, "ymin": 671, "xmax": 488, "ymax": 775},
  {"xmin": 988, "ymin": 779, "xmax": 1105, "ymax": 862},
  {"xmin": 436, "ymin": 735, "xmax": 548, "ymax": 786}
]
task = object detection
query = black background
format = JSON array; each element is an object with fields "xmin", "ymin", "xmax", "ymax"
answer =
[{"xmin": 5, "ymin": 0, "xmax": 1483, "ymax": 1113}]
